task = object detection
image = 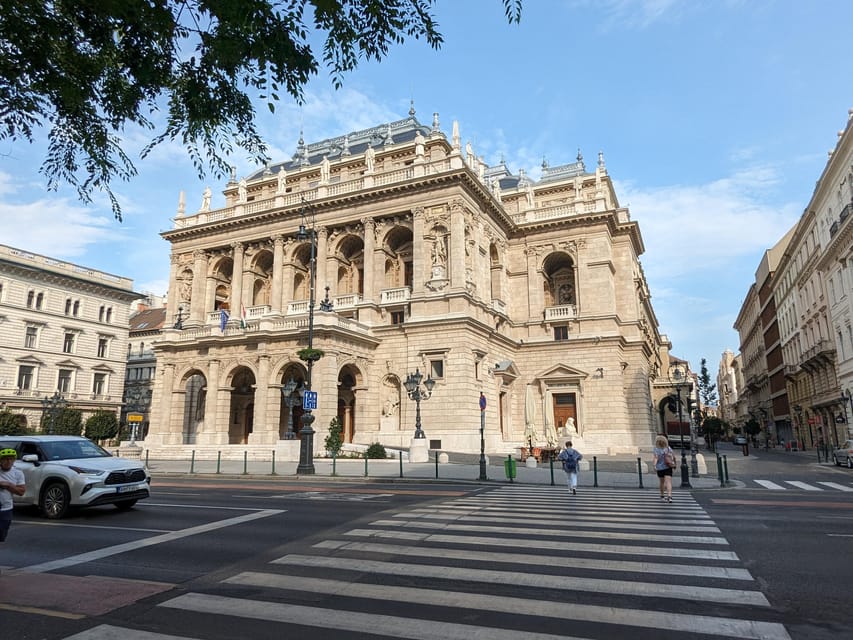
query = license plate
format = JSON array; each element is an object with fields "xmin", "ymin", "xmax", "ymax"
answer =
[{"xmin": 117, "ymin": 484, "xmax": 142, "ymax": 493}]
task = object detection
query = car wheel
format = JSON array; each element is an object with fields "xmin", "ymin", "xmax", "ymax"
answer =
[
  {"xmin": 40, "ymin": 482, "xmax": 70, "ymax": 519},
  {"xmin": 834, "ymin": 455, "xmax": 841, "ymax": 466},
  {"xmin": 847, "ymin": 457, "xmax": 853, "ymax": 469},
  {"xmin": 114, "ymin": 500, "xmax": 137, "ymax": 511}
]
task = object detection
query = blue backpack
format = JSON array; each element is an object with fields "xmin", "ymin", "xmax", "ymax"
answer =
[{"xmin": 561, "ymin": 450, "xmax": 578, "ymax": 472}]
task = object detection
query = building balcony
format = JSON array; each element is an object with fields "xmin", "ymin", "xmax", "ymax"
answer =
[
  {"xmin": 380, "ymin": 287, "xmax": 411, "ymax": 306},
  {"xmin": 544, "ymin": 304, "xmax": 576, "ymax": 321},
  {"xmin": 333, "ymin": 293, "xmax": 361, "ymax": 310},
  {"xmin": 800, "ymin": 339, "xmax": 836, "ymax": 369}
]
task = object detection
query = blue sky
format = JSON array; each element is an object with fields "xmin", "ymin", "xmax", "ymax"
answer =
[{"xmin": 2, "ymin": 0, "xmax": 852, "ymax": 375}]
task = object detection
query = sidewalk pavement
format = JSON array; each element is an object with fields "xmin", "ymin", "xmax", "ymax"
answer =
[{"xmin": 146, "ymin": 455, "xmax": 725, "ymax": 490}]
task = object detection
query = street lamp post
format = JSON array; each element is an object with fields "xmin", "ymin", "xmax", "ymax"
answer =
[
  {"xmin": 40, "ymin": 391, "xmax": 67, "ymax": 435},
  {"xmin": 793, "ymin": 404, "xmax": 803, "ymax": 449},
  {"xmin": 671, "ymin": 368, "xmax": 691, "ymax": 488},
  {"xmin": 295, "ymin": 202, "xmax": 333, "ymax": 475},
  {"xmin": 478, "ymin": 391, "xmax": 488, "ymax": 481},
  {"xmin": 281, "ymin": 376, "xmax": 299, "ymax": 440},
  {"xmin": 404, "ymin": 368, "xmax": 435, "ymax": 440},
  {"xmin": 843, "ymin": 391, "xmax": 853, "ymax": 440}
]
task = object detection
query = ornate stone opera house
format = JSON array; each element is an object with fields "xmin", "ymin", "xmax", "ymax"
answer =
[{"xmin": 148, "ymin": 110, "xmax": 667, "ymax": 459}]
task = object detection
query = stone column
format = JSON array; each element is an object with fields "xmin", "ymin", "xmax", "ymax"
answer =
[
  {"xmin": 525, "ymin": 246, "xmax": 540, "ymax": 323},
  {"xmin": 450, "ymin": 200, "xmax": 466, "ymax": 289},
  {"xmin": 159, "ymin": 363, "xmax": 176, "ymax": 444},
  {"xmin": 199, "ymin": 359, "xmax": 220, "ymax": 445},
  {"xmin": 189, "ymin": 250, "xmax": 208, "ymax": 325},
  {"xmin": 412, "ymin": 207, "xmax": 425, "ymax": 294},
  {"xmin": 167, "ymin": 254, "xmax": 180, "ymax": 315},
  {"xmin": 250, "ymin": 355, "xmax": 272, "ymax": 444},
  {"xmin": 362, "ymin": 218, "xmax": 375, "ymax": 301},
  {"xmin": 316, "ymin": 227, "xmax": 329, "ymax": 291},
  {"xmin": 230, "ymin": 242, "xmax": 244, "ymax": 314},
  {"xmin": 271, "ymin": 235, "xmax": 284, "ymax": 313}
]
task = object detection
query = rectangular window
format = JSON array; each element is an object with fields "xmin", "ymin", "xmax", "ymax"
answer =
[
  {"xmin": 391, "ymin": 311, "xmax": 405, "ymax": 324},
  {"xmin": 97, "ymin": 337, "xmax": 108, "ymax": 358},
  {"xmin": 25, "ymin": 326, "xmax": 38, "ymax": 348},
  {"xmin": 17, "ymin": 365, "xmax": 34, "ymax": 390},
  {"xmin": 430, "ymin": 359, "xmax": 444, "ymax": 379},
  {"xmin": 554, "ymin": 326, "xmax": 569, "ymax": 341},
  {"xmin": 58, "ymin": 369, "xmax": 72, "ymax": 393},
  {"xmin": 63, "ymin": 332, "xmax": 75, "ymax": 353},
  {"xmin": 93, "ymin": 373, "xmax": 106, "ymax": 396}
]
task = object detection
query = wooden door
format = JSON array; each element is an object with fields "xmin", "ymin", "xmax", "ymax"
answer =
[{"xmin": 553, "ymin": 393, "xmax": 577, "ymax": 434}]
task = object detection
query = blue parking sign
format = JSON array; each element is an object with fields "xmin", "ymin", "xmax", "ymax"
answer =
[{"xmin": 303, "ymin": 390, "xmax": 318, "ymax": 410}]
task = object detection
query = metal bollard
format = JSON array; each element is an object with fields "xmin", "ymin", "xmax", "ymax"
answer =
[
  {"xmin": 144, "ymin": 449, "xmax": 150, "ymax": 467},
  {"xmin": 331, "ymin": 451, "xmax": 337, "ymax": 477},
  {"xmin": 593, "ymin": 456, "xmax": 599, "ymax": 488},
  {"xmin": 716, "ymin": 454, "xmax": 724, "ymax": 487},
  {"xmin": 637, "ymin": 457, "xmax": 644, "ymax": 489},
  {"xmin": 399, "ymin": 451, "xmax": 403, "ymax": 478},
  {"xmin": 216, "ymin": 451, "xmax": 221, "ymax": 474},
  {"xmin": 364, "ymin": 452, "xmax": 369, "ymax": 477},
  {"xmin": 434, "ymin": 451, "xmax": 439, "ymax": 479},
  {"xmin": 243, "ymin": 451, "xmax": 248, "ymax": 475},
  {"xmin": 549, "ymin": 457, "xmax": 555, "ymax": 486},
  {"xmin": 189, "ymin": 450, "xmax": 195, "ymax": 474},
  {"xmin": 722, "ymin": 455, "xmax": 730, "ymax": 485},
  {"xmin": 271, "ymin": 450, "xmax": 276, "ymax": 475}
]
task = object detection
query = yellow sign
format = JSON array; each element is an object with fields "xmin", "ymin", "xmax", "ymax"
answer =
[{"xmin": 127, "ymin": 413, "xmax": 144, "ymax": 423}]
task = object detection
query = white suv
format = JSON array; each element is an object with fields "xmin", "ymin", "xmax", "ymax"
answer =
[{"xmin": 0, "ymin": 435, "xmax": 150, "ymax": 519}]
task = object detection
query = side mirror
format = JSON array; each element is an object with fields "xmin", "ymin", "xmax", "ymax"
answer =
[{"xmin": 21, "ymin": 454, "xmax": 39, "ymax": 465}]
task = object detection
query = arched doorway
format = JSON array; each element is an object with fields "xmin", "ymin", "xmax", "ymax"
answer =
[
  {"xmin": 337, "ymin": 368, "xmax": 358, "ymax": 443},
  {"xmin": 181, "ymin": 371, "xmax": 207, "ymax": 444},
  {"xmin": 279, "ymin": 363, "xmax": 307, "ymax": 440},
  {"xmin": 229, "ymin": 367, "xmax": 256, "ymax": 444}
]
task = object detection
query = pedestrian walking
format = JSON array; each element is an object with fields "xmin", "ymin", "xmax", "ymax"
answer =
[
  {"xmin": 653, "ymin": 435, "xmax": 675, "ymax": 503},
  {"xmin": 557, "ymin": 440, "xmax": 583, "ymax": 495},
  {"xmin": 0, "ymin": 447, "xmax": 26, "ymax": 547}
]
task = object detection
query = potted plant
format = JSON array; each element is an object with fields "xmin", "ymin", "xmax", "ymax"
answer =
[{"xmin": 297, "ymin": 347, "xmax": 324, "ymax": 363}]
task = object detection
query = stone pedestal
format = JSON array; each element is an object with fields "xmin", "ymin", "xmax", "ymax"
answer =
[{"xmin": 409, "ymin": 437, "xmax": 429, "ymax": 463}]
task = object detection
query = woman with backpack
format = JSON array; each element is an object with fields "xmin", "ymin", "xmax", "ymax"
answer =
[
  {"xmin": 557, "ymin": 440, "xmax": 583, "ymax": 495},
  {"xmin": 653, "ymin": 435, "xmax": 676, "ymax": 503}
]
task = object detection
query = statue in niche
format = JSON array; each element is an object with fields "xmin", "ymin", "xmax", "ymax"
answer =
[
  {"xmin": 238, "ymin": 178, "xmax": 247, "ymax": 203},
  {"xmin": 365, "ymin": 146, "xmax": 376, "ymax": 173},
  {"xmin": 200, "ymin": 186, "xmax": 211, "ymax": 212},
  {"xmin": 179, "ymin": 276, "xmax": 192, "ymax": 303},
  {"xmin": 431, "ymin": 236, "xmax": 447, "ymax": 266},
  {"xmin": 414, "ymin": 131, "xmax": 425, "ymax": 157},
  {"xmin": 382, "ymin": 391, "xmax": 399, "ymax": 417},
  {"xmin": 276, "ymin": 166, "xmax": 287, "ymax": 193}
]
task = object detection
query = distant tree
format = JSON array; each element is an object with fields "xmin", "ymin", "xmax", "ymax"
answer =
[
  {"xmin": 743, "ymin": 417, "xmax": 761, "ymax": 439},
  {"xmin": 325, "ymin": 416, "xmax": 343, "ymax": 458},
  {"xmin": 84, "ymin": 410, "xmax": 120, "ymax": 442},
  {"xmin": 0, "ymin": 410, "xmax": 27, "ymax": 435},
  {"xmin": 0, "ymin": 0, "xmax": 522, "ymax": 220},
  {"xmin": 43, "ymin": 408, "xmax": 83, "ymax": 435},
  {"xmin": 702, "ymin": 416, "xmax": 725, "ymax": 451}
]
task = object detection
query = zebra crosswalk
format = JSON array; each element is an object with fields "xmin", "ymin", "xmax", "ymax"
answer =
[
  {"xmin": 751, "ymin": 479, "xmax": 853, "ymax": 491},
  {"xmin": 62, "ymin": 486, "xmax": 791, "ymax": 640}
]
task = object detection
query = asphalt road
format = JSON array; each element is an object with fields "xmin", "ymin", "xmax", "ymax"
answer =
[{"xmin": 0, "ymin": 446, "xmax": 851, "ymax": 640}]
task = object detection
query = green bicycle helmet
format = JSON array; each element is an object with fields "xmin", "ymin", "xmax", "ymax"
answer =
[{"xmin": 0, "ymin": 448, "xmax": 18, "ymax": 458}]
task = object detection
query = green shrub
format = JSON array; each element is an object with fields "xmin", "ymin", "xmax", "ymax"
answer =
[
  {"xmin": 42, "ymin": 407, "xmax": 83, "ymax": 435},
  {"xmin": 0, "ymin": 410, "xmax": 27, "ymax": 435},
  {"xmin": 366, "ymin": 442, "xmax": 387, "ymax": 459},
  {"xmin": 84, "ymin": 410, "xmax": 119, "ymax": 442},
  {"xmin": 325, "ymin": 416, "xmax": 343, "ymax": 458}
]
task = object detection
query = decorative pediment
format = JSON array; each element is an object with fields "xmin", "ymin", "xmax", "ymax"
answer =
[
  {"xmin": 492, "ymin": 359, "xmax": 520, "ymax": 382},
  {"xmin": 55, "ymin": 359, "xmax": 81, "ymax": 369},
  {"xmin": 15, "ymin": 354, "xmax": 44, "ymax": 365},
  {"xmin": 92, "ymin": 364, "xmax": 115, "ymax": 373},
  {"xmin": 534, "ymin": 363, "xmax": 589, "ymax": 384}
]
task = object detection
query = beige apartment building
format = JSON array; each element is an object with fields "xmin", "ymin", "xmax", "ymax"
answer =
[
  {"xmin": 146, "ymin": 109, "xmax": 668, "ymax": 459},
  {"xmin": 0, "ymin": 245, "xmax": 138, "ymax": 428}
]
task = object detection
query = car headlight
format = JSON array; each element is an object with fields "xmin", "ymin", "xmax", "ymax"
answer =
[{"xmin": 67, "ymin": 465, "xmax": 104, "ymax": 475}]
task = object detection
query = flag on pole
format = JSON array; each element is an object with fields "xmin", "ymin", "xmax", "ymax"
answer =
[
  {"xmin": 219, "ymin": 308, "xmax": 229, "ymax": 332},
  {"xmin": 240, "ymin": 303, "xmax": 247, "ymax": 329}
]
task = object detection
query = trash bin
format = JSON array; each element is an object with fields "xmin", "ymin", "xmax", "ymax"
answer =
[{"xmin": 504, "ymin": 456, "xmax": 517, "ymax": 480}]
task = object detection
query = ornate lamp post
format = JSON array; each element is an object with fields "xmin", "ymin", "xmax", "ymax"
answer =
[
  {"xmin": 671, "ymin": 367, "xmax": 691, "ymax": 488},
  {"xmin": 403, "ymin": 368, "xmax": 435, "ymax": 439},
  {"xmin": 281, "ymin": 376, "xmax": 299, "ymax": 440},
  {"xmin": 40, "ymin": 391, "xmax": 67, "ymax": 435},
  {"xmin": 173, "ymin": 305, "xmax": 184, "ymax": 330},
  {"xmin": 294, "ymin": 201, "xmax": 333, "ymax": 475}
]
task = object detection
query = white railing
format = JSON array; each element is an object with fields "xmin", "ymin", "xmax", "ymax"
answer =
[
  {"xmin": 544, "ymin": 304, "xmax": 576, "ymax": 321},
  {"xmin": 287, "ymin": 300, "xmax": 309, "ymax": 315},
  {"xmin": 380, "ymin": 287, "xmax": 411, "ymax": 305},
  {"xmin": 333, "ymin": 293, "xmax": 360, "ymax": 309}
]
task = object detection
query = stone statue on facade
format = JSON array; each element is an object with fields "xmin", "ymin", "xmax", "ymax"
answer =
[
  {"xmin": 415, "ymin": 131, "xmax": 425, "ymax": 157},
  {"xmin": 200, "ymin": 186, "xmax": 211, "ymax": 212},
  {"xmin": 365, "ymin": 146, "xmax": 376, "ymax": 173},
  {"xmin": 320, "ymin": 155, "xmax": 330, "ymax": 183},
  {"xmin": 276, "ymin": 166, "xmax": 287, "ymax": 193},
  {"xmin": 431, "ymin": 236, "xmax": 447, "ymax": 266},
  {"xmin": 238, "ymin": 178, "xmax": 247, "ymax": 203}
]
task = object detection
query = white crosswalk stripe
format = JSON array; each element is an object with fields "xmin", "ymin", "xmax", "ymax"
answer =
[
  {"xmin": 752, "ymin": 479, "xmax": 853, "ymax": 491},
  {"xmin": 59, "ymin": 486, "xmax": 792, "ymax": 640}
]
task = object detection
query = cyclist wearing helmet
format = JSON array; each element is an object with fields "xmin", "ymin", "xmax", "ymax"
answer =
[{"xmin": 0, "ymin": 447, "xmax": 26, "ymax": 543}]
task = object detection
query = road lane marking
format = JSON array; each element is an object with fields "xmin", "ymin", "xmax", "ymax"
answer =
[
  {"xmin": 312, "ymin": 539, "xmax": 754, "ymax": 580},
  {"xmin": 0, "ymin": 602, "xmax": 85, "ymax": 619},
  {"xmin": 817, "ymin": 482, "xmax": 853, "ymax": 492},
  {"xmin": 785, "ymin": 481, "xmax": 822, "ymax": 491},
  {"xmin": 12, "ymin": 509, "xmax": 285, "ymax": 574},
  {"xmin": 271, "ymin": 554, "xmax": 769, "ymax": 606},
  {"xmin": 64, "ymin": 624, "xmax": 196, "ymax": 639},
  {"xmin": 344, "ymin": 529, "xmax": 741, "ymax": 560},
  {"xmin": 369, "ymin": 518, "xmax": 729, "ymax": 545},
  {"xmin": 192, "ymin": 580, "xmax": 790, "ymax": 640},
  {"xmin": 754, "ymin": 480, "xmax": 786, "ymax": 490}
]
